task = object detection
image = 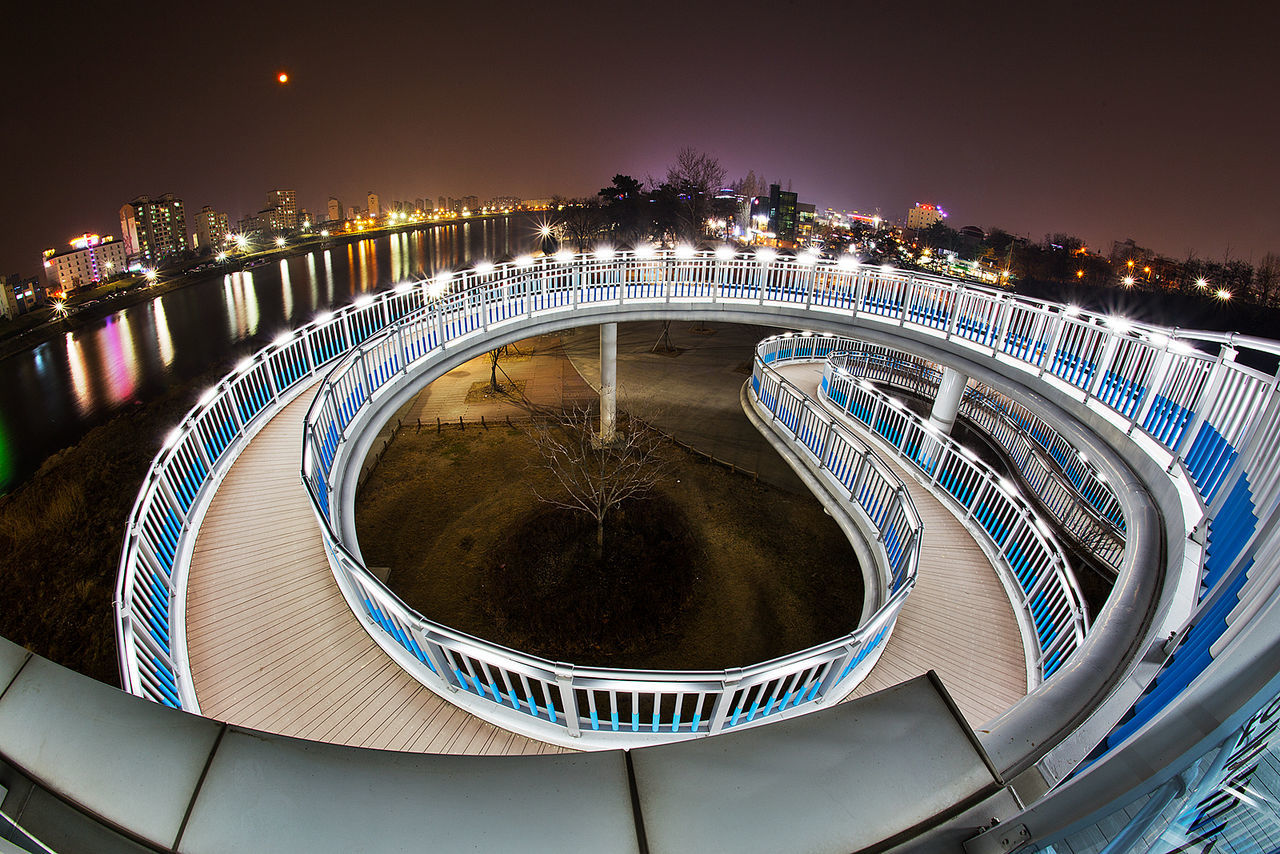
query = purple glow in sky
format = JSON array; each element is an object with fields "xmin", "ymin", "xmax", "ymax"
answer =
[{"xmin": 2, "ymin": 0, "xmax": 1277, "ymax": 276}]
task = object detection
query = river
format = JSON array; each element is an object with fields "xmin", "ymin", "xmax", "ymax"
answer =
[{"xmin": 0, "ymin": 215, "xmax": 538, "ymax": 493}]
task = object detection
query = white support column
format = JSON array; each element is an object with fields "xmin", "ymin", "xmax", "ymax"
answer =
[
  {"xmin": 929, "ymin": 366, "xmax": 970, "ymax": 435},
  {"xmin": 600, "ymin": 322, "xmax": 618, "ymax": 443}
]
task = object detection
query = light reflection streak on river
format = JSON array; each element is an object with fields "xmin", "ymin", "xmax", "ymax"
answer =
[{"xmin": 0, "ymin": 215, "xmax": 534, "ymax": 494}]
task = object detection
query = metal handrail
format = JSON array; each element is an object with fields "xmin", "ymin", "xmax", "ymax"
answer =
[
  {"xmin": 755, "ymin": 333, "xmax": 1089, "ymax": 680},
  {"xmin": 822, "ymin": 345, "xmax": 1127, "ymax": 571},
  {"xmin": 301, "ymin": 289, "xmax": 922, "ymax": 748},
  {"xmin": 115, "ymin": 249, "xmax": 1268, "ymax": 765}
]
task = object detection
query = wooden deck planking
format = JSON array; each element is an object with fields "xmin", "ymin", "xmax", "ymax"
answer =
[
  {"xmin": 776, "ymin": 364, "xmax": 1028, "ymax": 728},
  {"xmin": 184, "ymin": 362, "xmax": 1027, "ymax": 755},
  {"xmin": 184, "ymin": 382, "xmax": 567, "ymax": 756}
]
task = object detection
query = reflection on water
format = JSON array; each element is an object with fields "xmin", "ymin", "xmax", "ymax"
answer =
[
  {"xmin": 224, "ymin": 271, "xmax": 261, "ymax": 340},
  {"xmin": 0, "ymin": 216, "xmax": 535, "ymax": 494},
  {"xmin": 66, "ymin": 333, "xmax": 90, "ymax": 417},
  {"xmin": 280, "ymin": 259, "xmax": 293, "ymax": 324},
  {"xmin": 100, "ymin": 312, "xmax": 139, "ymax": 407},
  {"xmin": 154, "ymin": 298, "xmax": 175, "ymax": 368}
]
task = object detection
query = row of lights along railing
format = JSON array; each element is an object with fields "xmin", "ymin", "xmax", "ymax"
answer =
[
  {"xmin": 299, "ymin": 275, "xmax": 922, "ymax": 748},
  {"xmin": 116, "ymin": 248, "xmax": 1274, "ymax": 777}
]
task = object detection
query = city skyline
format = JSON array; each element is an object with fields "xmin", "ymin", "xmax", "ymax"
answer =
[{"xmin": 3, "ymin": 1, "xmax": 1276, "ymax": 278}]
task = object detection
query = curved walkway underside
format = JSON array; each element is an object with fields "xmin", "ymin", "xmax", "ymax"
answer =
[
  {"xmin": 773, "ymin": 363, "xmax": 1029, "ymax": 728},
  {"xmin": 184, "ymin": 330, "xmax": 1026, "ymax": 754}
]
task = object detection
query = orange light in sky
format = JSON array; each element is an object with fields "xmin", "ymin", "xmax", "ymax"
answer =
[{"xmin": 277, "ymin": 71, "xmax": 289, "ymax": 84}]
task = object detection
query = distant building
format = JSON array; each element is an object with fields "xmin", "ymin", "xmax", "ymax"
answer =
[
  {"xmin": 348, "ymin": 206, "xmax": 360, "ymax": 221},
  {"xmin": 798, "ymin": 202, "xmax": 816, "ymax": 243},
  {"xmin": 959, "ymin": 225, "xmax": 986, "ymax": 241},
  {"xmin": 413, "ymin": 198, "xmax": 425, "ymax": 212},
  {"xmin": 327, "ymin": 197, "xmax": 343, "ymax": 222},
  {"xmin": 1, "ymin": 274, "xmax": 45, "ymax": 319},
  {"xmin": 119, "ymin": 194, "xmax": 187, "ymax": 265},
  {"xmin": 462, "ymin": 195, "xmax": 479, "ymax": 212},
  {"xmin": 489, "ymin": 196, "xmax": 521, "ymax": 210},
  {"xmin": 367, "ymin": 192, "xmax": 380, "ymax": 217},
  {"xmin": 42, "ymin": 234, "xmax": 129, "ymax": 294},
  {"xmin": 265, "ymin": 189, "xmax": 298, "ymax": 231},
  {"xmin": 906, "ymin": 203, "xmax": 947, "ymax": 231},
  {"xmin": 192, "ymin": 206, "xmax": 230, "ymax": 251},
  {"xmin": 750, "ymin": 184, "xmax": 799, "ymax": 244},
  {"xmin": 437, "ymin": 196, "xmax": 447, "ymax": 211}
]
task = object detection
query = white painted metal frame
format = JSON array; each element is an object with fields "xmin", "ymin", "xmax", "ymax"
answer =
[
  {"xmin": 116, "ymin": 249, "xmax": 1279, "ymax": 763},
  {"xmin": 755, "ymin": 333, "xmax": 1088, "ymax": 680}
]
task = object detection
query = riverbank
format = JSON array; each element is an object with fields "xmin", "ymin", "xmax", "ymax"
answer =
[
  {"xmin": 0, "ymin": 212, "xmax": 530, "ymax": 364},
  {"xmin": 0, "ymin": 358, "xmax": 234, "ymax": 685}
]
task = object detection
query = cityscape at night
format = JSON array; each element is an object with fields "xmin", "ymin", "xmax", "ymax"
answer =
[{"xmin": 1, "ymin": 2, "xmax": 1279, "ymax": 852}]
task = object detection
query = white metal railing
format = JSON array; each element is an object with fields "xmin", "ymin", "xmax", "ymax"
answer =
[
  {"xmin": 115, "ymin": 249, "xmax": 1279, "ymax": 769},
  {"xmin": 303, "ymin": 298, "xmax": 921, "ymax": 749},
  {"xmin": 819, "ymin": 343, "xmax": 1126, "ymax": 571},
  {"xmin": 754, "ymin": 333, "xmax": 1089, "ymax": 680}
]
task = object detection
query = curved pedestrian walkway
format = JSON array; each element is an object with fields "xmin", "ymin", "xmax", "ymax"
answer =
[
  {"xmin": 774, "ymin": 363, "xmax": 1028, "ymax": 727},
  {"xmin": 183, "ymin": 325, "xmax": 1026, "ymax": 753},
  {"xmin": 184, "ymin": 384, "xmax": 569, "ymax": 756}
]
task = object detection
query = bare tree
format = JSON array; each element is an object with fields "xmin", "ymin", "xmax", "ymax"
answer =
[
  {"xmin": 558, "ymin": 200, "xmax": 607, "ymax": 252},
  {"xmin": 667, "ymin": 146, "xmax": 727, "ymax": 196},
  {"xmin": 664, "ymin": 147, "xmax": 727, "ymax": 242},
  {"xmin": 488, "ymin": 344, "xmax": 518, "ymax": 392},
  {"xmin": 525, "ymin": 407, "xmax": 670, "ymax": 552},
  {"xmin": 1255, "ymin": 253, "xmax": 1280, "ymax": 306}
]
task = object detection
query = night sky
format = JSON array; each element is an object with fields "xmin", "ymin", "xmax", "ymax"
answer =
[{"xmin": 4, "ymin": 1, "xmax": 1277, "ymax": 277}]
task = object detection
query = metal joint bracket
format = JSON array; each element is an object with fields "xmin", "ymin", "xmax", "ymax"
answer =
[{"xmin": 964, "ymin": 822, "xmax": 1031, "ymax": 853}]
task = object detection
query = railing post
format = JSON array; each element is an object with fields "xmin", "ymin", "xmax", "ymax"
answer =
[
  {"xmin": 1131, "ymin": 345, "xmax": 1177, "ymax": 432},
  {"xmin": 1039, "ymin": 313, "xmax": 1067, "ymax": 376},
  {"xmin": 1089, "ymin": 330, "xmax": 1125, "ymax": 400},
  {"xmin": 432, "ymin": 304, "xmax": 446, "ymax": 348},
  {"xmin": 708, "ymin": 669, "xmax": 743, "ymax": 734},
  {"xmin": 993, "ymin": 297, "xmax": 1015, "ymax": 354},
  {"xmin": 817, "ymin": 646, "xmax": 857, "ymax": 701},
  {"xmin": 339, "ymin": 309, "xmax": 356, "ymax": 351},
  {"xmin": 1174, "ymin": 346, "xmax": 1236, "ymax": 460},
  {"xmin": 417, "ymin": 636, "xmax": 454, "ymax": 692},
  {"xmin": 556, "ymin": 664, "xmax": 581, "ymax": 737}
]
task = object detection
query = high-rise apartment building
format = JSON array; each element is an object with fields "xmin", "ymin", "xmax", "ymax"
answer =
[
  {"xmin": 265, "ymin": 189, "xmax": 298, "ymax": 230},
  {"xmin": 367, "ymin": 192, "xmax": 380, "ymax": 217},
  {"xmin": 906, "ymin": 203, "xmax": 946, "ymax": 231},
  {"xmin": 327, "ymin": 197, "xmax": 343, "ymax": 222},
  {"xmin": 119, "ymin": 194, "xmax": 187, "ymax": 265},
  {"xmin": 192, "ymin": 206, "xmax": 230, "ymax": 251},
  {"xmin": 41, "ymin": 234, "xmax": 129, "ymax": 293}
]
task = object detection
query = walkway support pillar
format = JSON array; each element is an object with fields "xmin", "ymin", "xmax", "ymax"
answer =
[
  {"xmin": 928, "ymin": 366, "xmax": 969, "ymax": 435},
  {"xmin": 600, "ymin": 322, "xmax": 618, "ymax": 442}
]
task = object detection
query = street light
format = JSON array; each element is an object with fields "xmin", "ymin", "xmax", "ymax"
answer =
[{"xmin": 275, "ymin": 236, "xmax": 286, "ymax": 248}]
